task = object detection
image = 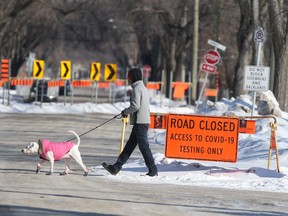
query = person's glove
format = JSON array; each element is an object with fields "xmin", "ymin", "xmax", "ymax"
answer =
[{"xmin": 121, "ymin": 110, "xmax": 128, "ymax": 118}]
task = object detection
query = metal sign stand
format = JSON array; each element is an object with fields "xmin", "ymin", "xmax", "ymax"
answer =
[
  {"xmin": 252, "ymin": 28, "xmax": 264, "ymax": 116},
  {"xmin": 268, "ymin": 122, "xmax": 280, "ymax": 173},
  {"xmin": 196, "ymin": 40, "xmax": 226, "ymax": 112}
]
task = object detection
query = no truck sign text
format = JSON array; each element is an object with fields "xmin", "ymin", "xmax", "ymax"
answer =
[{"xmin": 165, "ymin": 114, "xmax": 239, "ymax": 162}]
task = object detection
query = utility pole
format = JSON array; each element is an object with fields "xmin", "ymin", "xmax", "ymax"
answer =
[{"xmin": 192, "ymin": 0, "xmax": 199, "ymax": 104}]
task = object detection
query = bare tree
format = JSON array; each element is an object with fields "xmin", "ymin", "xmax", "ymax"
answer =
[
  {"xmin": 231, "ymin": 0, "xmax": 255, "ymax": 98},
  {"xmin": 267, "ymin": 0, "xmax": 288, "ymax": 111},
  {"xmin": 4, "ymin": 0, "xmax": 288, "ymax": 110}
]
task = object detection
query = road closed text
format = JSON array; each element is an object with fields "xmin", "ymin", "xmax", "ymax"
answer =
[
  {"xmin": 169, "ymin": 118, "xmax": 236, "ymax": 131},
  {"xmin": 165, "ymin": 114, "xmax": 239, "ymax": 162}
]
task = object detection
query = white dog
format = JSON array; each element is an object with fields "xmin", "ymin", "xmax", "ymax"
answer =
[{"xmin": 22, "ymin": 131, "xmax": 89, "ymax": 176}]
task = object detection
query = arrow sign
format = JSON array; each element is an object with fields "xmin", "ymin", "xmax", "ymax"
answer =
[
  {"xmin": 36, "ymin": 62, "xmax": 42, "ymax": 76},
  {"xmin": 105, "ymin": 64, "xmax": 117, "ymax": 81},
  {"xmin": 33, "ymin": 60, "xmax": 44, "ymax": 79},
  {"xmin": 90, "ymin": 62, "xmax": 101, "ymax": 81},
  {"xmin": 106, "ymin": 65, "xmax": 115, "ymax": 80},
  {"xmin": 61, "ymin": 61, "xmax": 71, "ymax": 80},
  {"xmin": 92, "ymin": 65, "xmax": 98, "ymax": 79},
  {"xmin": 64, "ymin": 64, "xmax": 69, "ymax": 77}
]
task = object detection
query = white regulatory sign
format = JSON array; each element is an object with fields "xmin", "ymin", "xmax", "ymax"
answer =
[
  {"xmin": 244, "ymin": 65, "xmax": 270, "ymax": 91},
  {"xmin": 254, "ymin": 29, "xmax": 264, "ymax": 42}
]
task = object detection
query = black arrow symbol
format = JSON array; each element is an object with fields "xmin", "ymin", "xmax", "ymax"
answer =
[
  {"xmin": 63, "ymin": 63, "xmax": 69, "ymax": 77},
  {"xmin": 92, "ymin": 64, "xmax": 99, "ymax": 80},
  {"xmin": 36, "ymin": 62, "xmax": 42, "ymax": 77},
  {"xmin": 107, "ymin": 65, "xmax": 115, "ymax": 80}
]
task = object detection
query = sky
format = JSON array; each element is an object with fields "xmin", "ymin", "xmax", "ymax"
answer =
[{"xmin": 1, "ymin": 87, "xmax": 288, "ymax": 194}]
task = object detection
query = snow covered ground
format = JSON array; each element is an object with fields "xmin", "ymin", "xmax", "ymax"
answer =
[{"xmin": 1, "ymin": 88, "xmax": 288, "ymax": 193}]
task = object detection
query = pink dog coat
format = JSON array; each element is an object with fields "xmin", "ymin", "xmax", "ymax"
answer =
[{"xmin": 40, "ymin": 139, "xmax": 75, "ymax": 161}]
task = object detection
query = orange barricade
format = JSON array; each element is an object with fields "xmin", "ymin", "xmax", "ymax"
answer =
[
  {"xmin": 1, "ymin": 59, "xmax": 9, "ymax": 82},
  {"xmin": 172, "ymin": 82, "xmax": 190, "ymax": 99},
  {"xmin": 205, "ymin": 88, "xmax": 218, "ymax": 97},
  {"xmin": 149, "ymin": 113, "xmax": 168, "ymax": 129},
  {"xmin": 10, "ymin": 79, "xmax": 33, "ymax": 86},
  {"xmin": 97, "ymin": 82, "xmax": 110, "ymax": 89},
  {"xmin": 48, "ymin": 80, "xmax": 65, "ymax": 87},
  {"xmin": 72, "ymin": 80, "xmax": 91, "ymax": 87},
  {"xmin": 239, "ymin": 115, "xmax": 279, "ymax": 172},
  {"xmin": 238, "ymin": 119, "xmax": 256, "ymax": 134},
  {"xmin": 114, "ymin": 79, "xmax": 126, "ymax": 87},
  {"xmin": 146, "ymin": 82, "xmax": 161, "ymax": 90},
  {"xmin": 268, "ymin": 122, "xmax": 280, "ymax": 172}
]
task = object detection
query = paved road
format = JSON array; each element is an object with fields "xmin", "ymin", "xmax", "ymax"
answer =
[{"xmin": 0, "ymin": 113, "xmax": 288, "ymax": 216}]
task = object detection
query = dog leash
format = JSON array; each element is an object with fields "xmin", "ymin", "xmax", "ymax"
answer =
[{"xmin": 66, "ymin": 113, "xmax": 122, "ymax": 142}]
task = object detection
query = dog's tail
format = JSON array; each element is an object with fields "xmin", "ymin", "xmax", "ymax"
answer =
[{"xmin": 68, "ymin": 130, "xmax": 80, "ymax": 146}]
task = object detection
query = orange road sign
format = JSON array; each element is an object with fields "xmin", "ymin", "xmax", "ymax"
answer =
[
  {"xmin": 238, "ymin": 119, "xmax": 256, "ymax": 134},
  {"xmin": 149, "ymin": 113, "xmax": 168, "ymax": 129},
  {"xmin": 165, "ymin": 114, "xmax": 239, "ymax": 162}
]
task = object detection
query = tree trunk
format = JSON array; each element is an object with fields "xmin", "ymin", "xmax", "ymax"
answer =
[
  {"xmin": 232, "ymin": 0, "xmax": 254, "ymax": 98},
  {"xmin": 267, "ymin": 0, "xmax": 288, "ymax": 111}
]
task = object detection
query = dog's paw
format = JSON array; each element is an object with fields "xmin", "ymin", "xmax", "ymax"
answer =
[
  {"xmin": 46, "ymin": 171, "xmax": 53, "ymax": 175},
  {"xmin": 59, "ymin": 171, "xmax": 68, "ymax": 176},
  {"xmin": 36, "ymin": 165, "xmax": 41, "ymax": 174}
]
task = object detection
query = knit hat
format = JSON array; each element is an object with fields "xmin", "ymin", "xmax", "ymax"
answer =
[{"xmin": 128, "ymin": 68, "xmax": 142, "ymax": 83}]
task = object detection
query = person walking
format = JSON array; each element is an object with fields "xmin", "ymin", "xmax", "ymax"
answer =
[{"xmin": 102, "ymin": 68, "xmax": 158, "ymax": 177}]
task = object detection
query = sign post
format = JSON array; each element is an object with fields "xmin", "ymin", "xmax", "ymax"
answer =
[
  {"xmin": 196, "ymin": 43, "xmax": 224, "ymax": 110},
  {"xmin": 60, "ymin": 61, "xmax": 72, "ymax": 106},
  {"xmin": 33, "ymin": 60, "xmax": 45, "ymax": 105},
  {"xmin": 248, "ymin": 27, "xmax": 268, "ymax": 116},
  {"xmin": 90, "ymin": 62, "xmax": 101, "ymax": 103},
  {"xmin": 1, "ymin": 59, "xmax": 10, "ymax": 105},
  {"xmin": 104, "ymin": 64, "xmax": 117, "ymax": 103}
]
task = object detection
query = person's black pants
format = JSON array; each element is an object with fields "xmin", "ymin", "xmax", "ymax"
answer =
[{"xmin": 116, "ymin": 124, "xmax": 157, "ymax": 173}]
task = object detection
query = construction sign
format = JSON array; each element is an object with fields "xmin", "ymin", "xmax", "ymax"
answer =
[
  {"xmin": 149, "ymin": 113, "xmax": 168, "ymax": 129},
  {"xmin": 33, "ymin": 60, "xmax": 45, "ymax": 79},
  {"xmin": 1, "ymin": 59, "xmax": 10, "ymax": 82},
  {"xmin": 104, "ymin": 64, "xmax": 117, "ymax": 81},
  {"xmin": 238, "ymin": 119, "xmax": 256, "ymax": 134},
  {"xmin": 90, "ymin": 62, "xmax": 101, "ymax": 81},
  {"xmin": 60, "ymin": 61, "xmax": 71, "ymax": 80},
  {"xmin": 165, "ymin": 114, "xmax": 239, "ymax": 162}
]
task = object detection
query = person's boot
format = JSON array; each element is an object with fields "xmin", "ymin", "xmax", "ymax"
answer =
[
  {"xmin": 145, "ymin": 171, "xmax": 158, "ymax": 177},
  {"xmin": 102, "ymin": 162, "xmax": 120, "ymax": 175},
  {"xmin": 145, "ymin": 165, "xmax": 158, "ymax": 177}
]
